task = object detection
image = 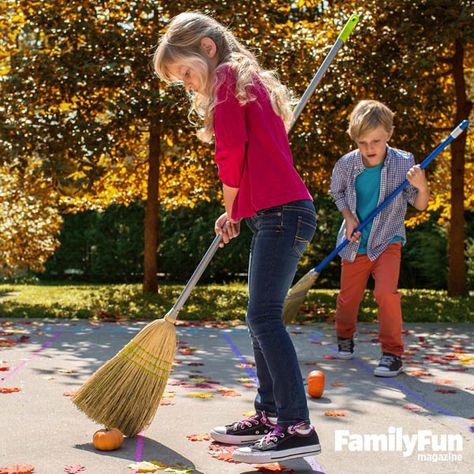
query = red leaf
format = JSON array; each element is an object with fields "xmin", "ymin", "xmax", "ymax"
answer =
[
  {"xmin": 217, "ymin": 389, "xmax": 241, "ymax": 397},
  {"xmin": 0, "ymin": 387, "xmax": 21, "ymax": 394},
  {"xmin": 435, "ymin": 389, "xmax": 457, "ymax": 394},
  {"xmin": 63, "ymin": 391, "xmax": 78, "ymax": 397},
  {"xmin": 0, "ymin": 366, "xmax": 9, "ymax": 371},
  {"xmin": 0, "ymin": 465, "xmax": 35, "ymax": 474},
  {"xmin": 256, "ymin": 464, "xmax": 296, "ymax": 473},
  {"xmin": 403, "ymin": 404, "xmax": 427, "ymax": 413},
  {"xmin": 64, "ymin": 465, "xmax": 86, "ymax": 473},
  {"xmin": 323, "ymin": 355, "xmax": 336, "ymax": 360},
  {"xmin": 0, "ymin": 339, "xmax": 16, "ymax": 347}
]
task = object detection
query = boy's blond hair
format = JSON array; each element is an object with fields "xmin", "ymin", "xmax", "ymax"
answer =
[{"xmin": 348, "ymin": 100, "xmax": 394, "ymax": 141}]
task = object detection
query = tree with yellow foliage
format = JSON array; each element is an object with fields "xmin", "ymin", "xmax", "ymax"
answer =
[{"xmin": 1, "ymin": 0, "xmax": 472, "ymax": 296}]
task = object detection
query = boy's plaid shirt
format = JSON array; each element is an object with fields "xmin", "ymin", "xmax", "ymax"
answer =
[{"xmin": 329, "ymin": 146, "xmax": 418, "ymax": 262}]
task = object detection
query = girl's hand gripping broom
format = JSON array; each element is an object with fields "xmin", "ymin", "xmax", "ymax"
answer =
[
  {"xmin": 71, "ymin": 14, "xmax": 359, "ymax": 437},
  {"xmin": 282, "ymin": 120, "xmax": 470, "ymax": 324}
]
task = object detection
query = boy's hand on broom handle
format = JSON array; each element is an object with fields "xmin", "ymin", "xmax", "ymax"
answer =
[
  {"xmin": 215, "ymin": 212, "xmax": 241, "ymax": 247},
  {"xmin": 342, "ymin": 208, "xmax": 361, "ymax": 242}
]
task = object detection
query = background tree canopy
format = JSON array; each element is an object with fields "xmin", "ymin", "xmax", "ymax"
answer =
[{"xmin": 0, "ymin": 0, "xmax": 473, "ymax": 293}]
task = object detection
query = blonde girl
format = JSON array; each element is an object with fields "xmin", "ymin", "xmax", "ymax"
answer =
[{"xmin": 155, "ymin": 11, "xmax": 320, "ymax": 464}]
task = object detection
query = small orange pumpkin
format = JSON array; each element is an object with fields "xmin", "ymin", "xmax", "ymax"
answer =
[
  {"xmin": 92, "ymin": 428, "xmax": 124, "ymax": 451},
  {"xmin": 307, "ymin": 370, "xmax": 325, "ymax": 398}
]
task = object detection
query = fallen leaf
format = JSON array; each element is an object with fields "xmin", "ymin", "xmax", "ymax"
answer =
[
  {"xmin": 465, "ymin": 387, "xmax": 474, "ymax": 392},
  {"xmin": 162, "ymin": 392, "xmax": 175, "ymax": 398},
  {"xmin": 187, "ymin": 362, "xmax": 204, "ymax": 366},
  {"xmin": 433, "ymin": 379, "xmax": 454, "ymax": 385},
  {"xmin": 127, "ymin": 461, "xmax": 159, "ymax": 472},
  {"xmin": 435, "ymin": 389, "xmax": 457, "ymax": 394},
  {"xmin": 256, "ymin": 464, "xmax": 295, "ymax": 473},
  {"xmin": 407, "ymin": 370, "xmax": 432, "ymax": 377},
  {"xmin": 0, "ymin": 387, "xmax": 20, "ymax": 394},
  {"xmin": 447, "ymin": 367, "xmax": 468, "ymax": 372},
  {"xmin": 0, "ymin": 465, "xmax": 35, "ymax": 474},
  {"xmin": 63, "ymin": 391, "xmax": 78, "ymax": 397},
  {"xmin": 186, "ymin": 392, "xmax": 213, "ymax": 399},
  {"xmin": 0, "ymin": 339, "xmax": 17, "ymax": 347},
  {"xmin": 323, "ymin": 355, "xmax": 336, "ymax": 360},
  {"xmin": 0, "ymin": 366, "xmax": 9, "ymax": 371},
  {"xmin": 145, "ymin": 461, "xmax": 193, "ymax": 474},
  {"xmin": 64, "ymin": 465, "xmax": 86, "ymax": 473},
  {"xmin": 182, "ymin": 383, "xmax": 216, "ymax": 389},
  {"xmin": 239, "ymin": 362, "xmax": 256, "ymax": 368},
  {"xmin": 324, "ymin": 410, "xmax": 347, "ymax": 417},
  {"xmin": 403, "ymin": 404, "xmax": 428, "ymax": 413},
  {"xmin": 217, "ymin": 389, "xmax": 241, "ymax": 397},
  {"xmin": 187, "ymin": 433, "xmax": 211, "ymax": 441},
  {"xmin": 238, "ymin": 377, "xmax": 254, "ymax": 383},
  {"xmin": 208, "ymin": 445, "xmax": 240, "ymax": 464},
  {"xmin": 243, "ymin": 410, "xmax": 256, "ymax": 417},
  {"xmin": 159, "ymin": 398, "xmax": 175, "ymax": 406},
  {"xmin": 457, "ymin": 355, "xmax": 474, "ymax": 365},
  {"xmin": 242, "ymin": 383, "xmax": 257, "ymax": 388},
  {"xmin": 58, "ymin": 369, "xmax": 79, "ymax": 374},
  {"xmin": 330, "ymin": 382, "xmax": 345, "ymax": 387},
  {"xmin": 187, "ymin": 377, "xmax": 208, "ymax": 382}
]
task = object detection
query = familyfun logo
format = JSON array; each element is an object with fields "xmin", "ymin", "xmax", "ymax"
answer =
[{"xmin": 335, "ymin": 427, "xmax": 463, "ymax": 462}]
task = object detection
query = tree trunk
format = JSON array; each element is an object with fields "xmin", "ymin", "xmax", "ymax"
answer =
[
  {"xmin": 143, "ymin": 108, "xmax": 160, "ymax": 294},
  {"xmin": 448, "ymin": 38, "xmax": 472, "ymax": 296}
]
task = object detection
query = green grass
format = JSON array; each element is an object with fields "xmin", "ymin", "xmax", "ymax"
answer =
[{"xmin": 0, "ymin": 283, "xmax": 472, "ymax": 323}]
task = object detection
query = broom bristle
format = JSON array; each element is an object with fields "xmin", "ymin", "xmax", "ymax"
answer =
[
  {"xmin": 282, "ymin": 270, "xmax": 319, "ymax": 324},
  {"xmin": 72, "ymin": 318, "xmax": 176, "ymax": 437}
]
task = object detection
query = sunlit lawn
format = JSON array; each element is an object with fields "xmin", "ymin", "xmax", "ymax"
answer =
[{"xmin": 0, "ymin": 283, "xmax": 472, "ymax": 323}]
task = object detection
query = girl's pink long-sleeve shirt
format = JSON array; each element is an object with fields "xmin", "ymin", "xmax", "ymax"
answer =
[{"xmin": 213, "ymin": 64, "xmax": 312, "ymax": 221}]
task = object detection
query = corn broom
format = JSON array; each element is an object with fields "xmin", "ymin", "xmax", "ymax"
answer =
[{"xmin": 72, "ymin": 14, "xmax": 360, "ymax": 437}]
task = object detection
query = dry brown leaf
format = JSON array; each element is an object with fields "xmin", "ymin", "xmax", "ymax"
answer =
[
  {"xmin": 186, "ymin": 433, "xmax": 211, "ymax": 441},
  {"xmin": 0, "ymin": 465, "xmax": 35, "ymax": 474}
]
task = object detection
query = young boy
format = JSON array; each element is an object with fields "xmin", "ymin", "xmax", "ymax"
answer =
[{"xmin": 330, "ymin": 100, "xmax": 430, "ymax": 377}]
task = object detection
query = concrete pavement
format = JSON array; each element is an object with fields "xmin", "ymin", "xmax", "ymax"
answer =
[{"xmin": 0, "ymin": 319, "xmax": 473, "ymax": 473}]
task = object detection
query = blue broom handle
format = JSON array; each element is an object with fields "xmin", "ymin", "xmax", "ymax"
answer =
[{"xmin": 314, "ymin": 120, "xmax": 469, "ymax": 274}]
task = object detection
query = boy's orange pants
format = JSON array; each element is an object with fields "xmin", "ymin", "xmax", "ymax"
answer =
[{"xmin": 335, "ymin": 242, "xmax": 404, "ymax": 356}]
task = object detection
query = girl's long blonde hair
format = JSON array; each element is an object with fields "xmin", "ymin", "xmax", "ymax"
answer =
[{"xmin": 154, "ymin": 11, "xmax": 295, "ymax": 142}]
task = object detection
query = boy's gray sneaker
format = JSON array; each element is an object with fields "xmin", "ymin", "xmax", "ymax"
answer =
[
  {"xmin": 336, "ymin": 337, "xmax": 354, "ymax": 359},
  {"xmin": 374, "ymin": 353, "xmax": 403, "ymax": 377}
]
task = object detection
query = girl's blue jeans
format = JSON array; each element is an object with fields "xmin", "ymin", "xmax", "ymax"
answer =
[{"xmin": 245, "ymin": 199, "xmax": 317, "ymax": 426}]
